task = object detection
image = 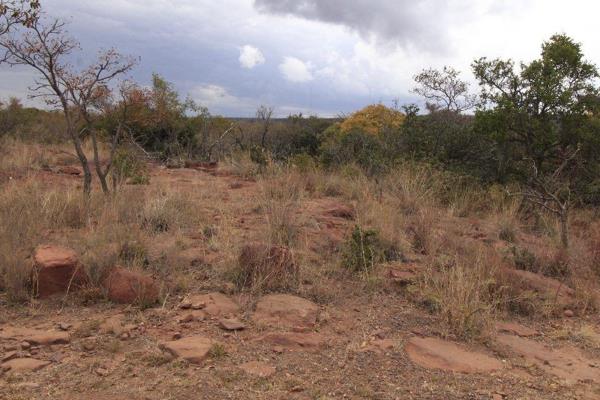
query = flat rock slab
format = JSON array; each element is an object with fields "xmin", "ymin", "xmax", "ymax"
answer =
[
  {"xmin": 0, "ymin": 327, "xmax": 70, "ymax": 345},
  {"xmin": 160, "ymin": 336, "xmax": 215, "ymax": 364},
  {"xmin": 497, "ymin": 333, "xmax": 600, "ymax": 385},
  {"xmin": 1, "ymin": 358, "xmax": 50, "ymax": 373},
  {"xmin": 405, "ymin": 337, "xmax": 503, "ymax": 373},
  {"xmin": 219, "ymin": 318, "xmax": 245, "ymax": 331},
  {"xmin": 252, "ymin": 294, "xmax": 318, "ymax": 330},
  {"xmin": 496, "ymin": 322, "xmax": 538, "ymax": 337},
  {"xmin": 239, "ymin": 361, "xmax": 276, "ymax": 378},
  {"xmin": 256, "ymin": 332, "xmax": 326, "ymax": 352},
  {"xmin": 188, "ymin": 293, "xmax": 240, "ymax": 317}
]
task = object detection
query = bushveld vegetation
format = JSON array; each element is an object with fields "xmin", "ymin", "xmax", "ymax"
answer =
[{"xmin": 1, "ymin": 1, "xmax": 600, "ymax": 345}]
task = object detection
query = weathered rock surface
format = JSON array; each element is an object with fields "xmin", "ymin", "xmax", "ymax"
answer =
[
  {"xmin": 503, "ymin": 268, "xmax": 574, "ymax": 307},
  {"xmin": 160, "ymin": 336, "xmax": 215, "ymax": 364},
  {"xmin": 1, "ymin": 357, "xmax": 50, "ymax": 373},
  {"xmin": 405, "ymin": 337, "xmax": 503, "ymax": 373},
  {"xmin": 495, "ymin": 321, "xmax": 538, "ymax": 337},
  {"xmin": 256, "ymin": 332, "xmax": 326, "ymax": 352},
  {"xmin": 239, "ymin": 361, "xmax": 276, "ymax": 378},
  {"xmin": 252, "ymin": 294, "xmax": 319, "ymax": 330},
  {"xmin": 186, "ymin": 293, "xmax": 239, "ymax": 317},
  {"xmin": 33, "ymin": 245, "xmax": 87, "ymax": 297},
  {"xmin": 0, "ymin": 327, "xmax": 70, "ymax": 345},
  {"xmin": 497, "ymin": 334, "xmax": 600, "ymax": 385},
  {"xmin": 219, "ymin": 318, "xmax": 245, "ymax": 331},
  {"xmin": 103, "ymin": 267, "xmax": 159, "ymax": 304}
]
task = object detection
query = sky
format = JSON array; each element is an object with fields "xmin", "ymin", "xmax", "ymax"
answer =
[{"xmin": 1, "ymin": 0, "xmax": 599, "ymax": 117}]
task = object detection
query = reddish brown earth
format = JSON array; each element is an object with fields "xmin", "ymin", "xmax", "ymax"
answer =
[{"xmin": 1, "ymin": 163, "xmax": 600, "ymax": 399}]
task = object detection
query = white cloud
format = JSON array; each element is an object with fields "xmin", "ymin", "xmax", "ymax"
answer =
[
  {"xmin": 279, "ymin": 57, "xmax": 314, "ymax": 83},
  {"xmin": 239, "ymin": 45, "xmax": 265, "ymax": 69}
]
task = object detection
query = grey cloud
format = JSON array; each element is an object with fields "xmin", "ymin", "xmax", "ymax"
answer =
[{"xmin": 254, "ymin": 0, "xmax": 456, "ymax": 52}]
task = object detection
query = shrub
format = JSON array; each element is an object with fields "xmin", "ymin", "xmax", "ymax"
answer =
[
  {"xmin": 111, "ymin": 147, "xmax": 149, "ymax": 188},
  {"xmin": 342, "ymin": 225, "xmax": 383, "ymax": 274}
]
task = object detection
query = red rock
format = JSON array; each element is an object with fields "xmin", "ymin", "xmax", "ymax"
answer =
[
  {"xmin": 239, "ymin": 361, "xmax": 276, "ymax": 378},
  {"xmin": 405, "ymin": 337, "xmax": 503, "ymax": 373},
  {"xmin": 497, "ymin": 334, "xmax": 600, "ymax": 385},
  {"xmin": 495, "ymin": 322, "xmax": 538, "ymax": 337},
  {"xmin": 1, "ymin": 358, "xmax": 50, "ymax": 372},
  {"xmin": 103, "ymin": 268, "xmax": 159, "ymax": 304},
  {"xmin": 503, "ymin": 268, "xmax": 574, "ymax": 307},
  {"xmin": 33, "ymin": 245, "xmax": 87, "ymax": 298},
  {"xmin": 256, "ymin": 332, "xmax": 326, "ymax": 352},
  {"xmin": 219, "ymin": 318, "xmax": 245, "ymax": 331},
  {"xmin": 252, "ymin": 294, "xmax": 319, "ymax": 330},
  {"xmin": 564, "ymin": 309, "xmax": 575, "ymax": 317},
  {"xmin": 160, "ymin": 336, "xmax": 215, "ymax": 364},
  {"xmin": 0, "ymin": 327, "xmax": 69, "ymax": 345},
  {"xmin": 186, "ymin": 293, "xmax": 239, "ymax": 317}
]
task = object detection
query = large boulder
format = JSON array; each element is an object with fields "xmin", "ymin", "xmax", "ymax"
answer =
[
  {"xmin": 103, "ymin": 267, "xmax": 159, "ymax": 304},
  {"xmin": 238, "ymin": 243, "xmax": 298, "ymax": 291},
  {"xmin": 33, "ymin": 245, "xmax": 87, "ymax": 298}
]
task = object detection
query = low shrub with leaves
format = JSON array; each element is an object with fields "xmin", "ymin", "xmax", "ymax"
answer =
[{"xmin": 342, "ymin": 225, "xmax": 384, "ymax": 274}]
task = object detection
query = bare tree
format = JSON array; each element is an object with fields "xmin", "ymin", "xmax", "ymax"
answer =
[
  {"xmin": 412, "ymin": 66, "xmax": 479, "ymax": 113},
  {"xmin": 0, "ymin": 16, "xmax": 137, "ymax": 196},
  {"xmin": 0, "ymin": 0, "xmax": 39, "ymax": 35},
  {"xmin": 511, "ymin": 146, "xmax": 581, "ymax": 249},
  {"xmin": 256, "ymin": 105, "xmax": 273, "ymax": 148}
]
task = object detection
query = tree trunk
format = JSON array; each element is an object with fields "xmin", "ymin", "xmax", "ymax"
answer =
[
  {"xmin": 70, "ymin": 132, "xmax": 92, "ymax": 197},
  {"xmin": 559, "ymin": 209, "xmax": 569, "ymax": 249}
]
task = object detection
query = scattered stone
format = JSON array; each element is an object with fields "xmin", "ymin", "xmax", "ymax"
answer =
[
  {"xmin": 219, "ymin": 318, "xmax": 246, "ymax": 331},
  {"xmin": 186, "ymin": 293, "xmax": 239, "ymax": 317},
  {"xmin": 58, "ymin": 322, "xmax": 72, "ymax": 331},
  {"xmin": 172, "ymin": 332, "xmax": 182, "ymax": 340},
  {"xmin": 82, "ymin": 341, "xmax": 95, "ymax": 351},
  {"xmin": 100, "ymin": 314, "xmax": 126, "ymax": 336},
  {"xmin": 256, "ymin": 332, "xmax": 326, "ymax": 352},
  {"xmin": 1, "ymin": 351, "xmax": 18, "ymax": 362},
  {"xmin": 240, "ymin": 361, "xmax": 276, "ymax": 378},
  {"xmin": 95, "ymin": 367, "xmax": 110, "ymax": 377},
  {"xmin": 252, "ymin": 294, "xmax": 319, "ymax": 331},
  {"xmin": 179, "ymin": 300, "xmax": 192, "ymax": 309},
  {"xmin": 564, "ymin": 309, "xmax": 575, "ymax": 318},
  {"xmin": 103, "ymin": 267, "xmax": 159, "ymax": 304},
  {"xmin": 1, "ymin": 358, "xmax": 50, "ymax": 373},
  {"xmin": 178, "ymin": 310, "xmax": 205, "ymax": 323},
  {"xmin": 496, "ymin": 322, "xmax": 538, "ymax": 337},
  {"xmin": 497, "ymin": 334, "xmax": 600, "ymax": 385},
  {"xmin": 191, "ymin": 302, "xmax": 206, "ymax": 310},
  {"xmin": 238, "ymin": 243, "xmax": 298, "ymax": 291},
  {"xmin": 32, "ymin": 245, "xmax": 87, "ymax": 298},
  {"xmin": 0, "ymin": 327, "xmax": 69, "ymax": 346},
  {"xmin": 272, "ymin": 346, "xmax": 284, "ymax": 354},
  {"xmin": 160, "ymin": 336, "xmax": 215, "ymax": 364},
  {"xmin": 405, "ymin": 337, "xmax": 503, "ymax": 373}
]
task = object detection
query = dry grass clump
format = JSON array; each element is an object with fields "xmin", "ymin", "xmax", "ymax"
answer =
[
  {"xmin": 140, "ymin": 188, "xmax": 202, "ymax": 234},
  {"xmin": 257, "ymin": 172, "xmax": 304, "ymax": 248},
  {"xmin": 418, "ymin": 248, "xmax": 501, "ymax": 340},
  {"xmin": 233, "ymin": 242, "xmax": 299, "ymax": 292}
]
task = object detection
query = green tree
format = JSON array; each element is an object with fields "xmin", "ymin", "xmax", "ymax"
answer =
[{"xmin": 473, "ymin": 34, "xmax": 600, "ymax": 247}]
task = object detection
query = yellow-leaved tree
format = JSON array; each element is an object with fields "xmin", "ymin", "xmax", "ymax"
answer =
[{"xmin": 339, "ymin": 104, "xmax": 405, "ymax": 135}]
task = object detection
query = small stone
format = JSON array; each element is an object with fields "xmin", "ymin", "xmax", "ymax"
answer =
[
  {"xmin": 172, "ymin": 332, "xmax": 182, "ymax": 340},
  {"xmin": 1, "ymin": 351, "xmax": 18, "ymax": 362},
  {"xmin": 191, "ymin": 302, "xmax": 206, "ymax": 310},
  {"xmin": 95, "ymin": 367, "xmax": 110, "ymax": 377},
  {"xmin": 179, "ymin": 300, "xmax": 192, "ymax": 309},
  {"xmin": 219, "ymin": 318, "xmax": 246, "ymax": 331},
  {"xmin": 273, "ymin": 346, "xmax": 284, "ymax": 354},
  {"xmin": 82, "ymin": 341, "xmax": 95, "ymax": 351},
  {"xmin": 564, "ymin": 309, "xmax": 575, "ymax": 318},
  {"xmin": 239, "ymin": 361, "xmax": 276, "ymax": 378},
  {"xmin": 58, "ymin": 323, "xmax": 72, "ymax": 331},
  {"xmin": 20, "ymin": 341, "xmax": 31, "ymax": 350}
]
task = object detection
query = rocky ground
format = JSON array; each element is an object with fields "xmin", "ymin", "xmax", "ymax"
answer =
[{"xmin": 1, "ymin": 163, "xmax": 600, "ymax": 400}]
